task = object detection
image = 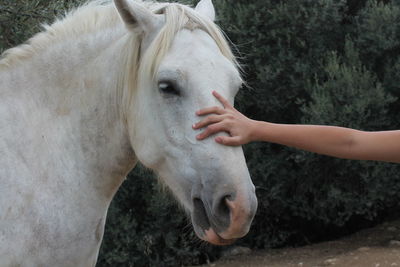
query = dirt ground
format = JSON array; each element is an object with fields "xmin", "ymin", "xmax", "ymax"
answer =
[{"xmin": 200, "ymin": 219, "xmax": 400, "ymax": 267}]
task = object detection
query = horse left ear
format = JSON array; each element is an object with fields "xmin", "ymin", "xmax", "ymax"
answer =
[
  {"xmin": 195, "ymin": 0, "xmax": 215, "ymax": 21},
  {"xmin": 114, "ymin": 0, "xmax": 161, "ymax": 33}
]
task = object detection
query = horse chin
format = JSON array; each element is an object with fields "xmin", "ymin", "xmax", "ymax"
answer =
[
  {"xmin": 202, "ymin": 228, "xmax": 236, "ymax": 246},
  {"xmin": 192, "ymin": 220, "xmax": 236, "ymax": 246}
]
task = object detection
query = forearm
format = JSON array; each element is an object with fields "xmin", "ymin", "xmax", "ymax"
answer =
[
  {"xmin": 194, "ymin": 91, "xmax": 400, "ymax": 163},
  {"xmin": 250, "ymin": 122, "xmax": 362, "ymax": 159}
]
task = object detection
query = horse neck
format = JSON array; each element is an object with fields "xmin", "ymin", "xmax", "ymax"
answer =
[{"xmin": 3, "ymin": 25, "xmax": 137, "ymax": 200}]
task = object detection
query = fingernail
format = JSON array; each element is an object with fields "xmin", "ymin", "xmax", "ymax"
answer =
[{"xmin": 192, "ymin": 124, "xmax": 197, "ymax": 129}]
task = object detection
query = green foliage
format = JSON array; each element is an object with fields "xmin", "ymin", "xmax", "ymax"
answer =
[
  {"xmin": 354, "ymin": 0, "xmax": 400, "ymax": 69},
  {"xmin": 2, "ymin": 0, "xmax": 400, "ymax": 266},
  {"xmin": 289, "ymin": 37, "xmax": 400, "ymax": 237},
  {"xmin": 302, "ymin": 38, "xmax": 395, "ymax": 129},
  {"xmin": 217, "ymin": 0, "xmax": 400, "ymax": 250},
  {"xmin": 215, "ymin": 0, "xmax": 346, "ymax": 123}
]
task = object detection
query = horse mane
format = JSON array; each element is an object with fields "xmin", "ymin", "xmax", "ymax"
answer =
[{"xmin": 0, "ymin": 0, "xmax": 240, "ymax": 81}]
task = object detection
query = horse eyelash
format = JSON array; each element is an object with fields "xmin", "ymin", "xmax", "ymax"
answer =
[{"xmin": 158, "ymin": 80, "xmax": 181, "ymax": 96}]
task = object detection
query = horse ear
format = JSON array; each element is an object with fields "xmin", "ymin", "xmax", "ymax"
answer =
[
  {"xmin": 114, "ymin": 0, "xmax": 161, "ymax": 32},
  {"xmin": 195, "ymin": 0, "xmax": 215, "ymax": 21}
]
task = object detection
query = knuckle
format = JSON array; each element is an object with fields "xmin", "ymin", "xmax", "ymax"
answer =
[
  {"xmin": 226, "ymin": 119, "xmax": 233, "ymax": 125},
  {"xmin": 227, "ymin": 114, "xmax": 235, "ymax": 120}
]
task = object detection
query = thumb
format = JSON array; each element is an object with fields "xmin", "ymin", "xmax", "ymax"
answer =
[{"xmin": 215, "ymin": 136, "xmax": 242, "ymax": 146}]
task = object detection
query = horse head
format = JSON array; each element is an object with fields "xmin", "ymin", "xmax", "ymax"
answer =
[{"xmin": 115, "ymin": 0, "xmax": 257, "ymax": 245}]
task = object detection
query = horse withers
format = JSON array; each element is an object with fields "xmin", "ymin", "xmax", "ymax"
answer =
[{"xmin": 0, "ymin": 0, "xmax": 257, "ymax": 265}]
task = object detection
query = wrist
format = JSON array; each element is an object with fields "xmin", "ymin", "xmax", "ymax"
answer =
[
  {"xmin": 250, "ymin": 121, "xmax": 275, "ymax": 143},
  {"xmin": 248, "ymin": 120, "xmax": 263, "ymax": 142}
]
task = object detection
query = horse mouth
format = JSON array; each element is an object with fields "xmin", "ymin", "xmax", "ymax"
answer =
[
  {"xmin": 191, "ymin": 198, "xmax": 237, "ymax": 246},
  {"xmin": 204, "ymin": 228, "xmax": 237, "ymax": 245}
]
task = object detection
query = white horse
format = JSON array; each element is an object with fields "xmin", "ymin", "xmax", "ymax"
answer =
[{"xmin": 0, "ymin": 0, "xmax": 257, "ymax": 265}]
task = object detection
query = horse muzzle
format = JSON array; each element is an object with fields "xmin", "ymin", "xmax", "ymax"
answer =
[{"xmin": 191, "ymin": 187, "xmax": 257, "ymax": 245}]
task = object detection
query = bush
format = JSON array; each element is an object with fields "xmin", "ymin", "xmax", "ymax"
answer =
[{"xmin": 216, "ymin": 0, "xmax": 400, "ymax": 250}]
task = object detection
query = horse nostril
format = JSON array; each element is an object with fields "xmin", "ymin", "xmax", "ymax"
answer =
[
  {"xmin": 193, "ymin": 198, "xmax": 211, "ymax": 230},
  {"xmin": 213, "ymin": 194, "xmax": 233, "ymax": 229}
]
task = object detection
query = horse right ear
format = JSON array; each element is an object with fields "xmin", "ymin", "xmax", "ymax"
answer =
[
  {"xmin": 114, "ymin": 0, "xmax": 161, "ymax": 33},
  {"xmin": 195, "ymin": 0, "xmax": 215, "ymax": 21}
]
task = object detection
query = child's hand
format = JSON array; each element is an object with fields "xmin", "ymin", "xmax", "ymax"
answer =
[{"xmin": 193, "ymin": 91, "xmax": 255, "ymax": 146}]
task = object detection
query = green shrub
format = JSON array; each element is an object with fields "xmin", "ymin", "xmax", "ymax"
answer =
[{"xmin": 217, "ymin": 0, "xmax": 400, "ymax": 250}]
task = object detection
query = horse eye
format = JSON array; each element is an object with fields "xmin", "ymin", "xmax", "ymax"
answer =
[{"xmin": 158, "ymin": 82, "xmax": 180, "ymax": 96}]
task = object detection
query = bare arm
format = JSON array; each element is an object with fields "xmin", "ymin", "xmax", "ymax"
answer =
[
  {"xmin": 251, "ymin": 123, "xmax": 400, "ymax": 163},
  {"xmin": 193, "ymin": 91, "xmax": 400, "ymax": 163}
]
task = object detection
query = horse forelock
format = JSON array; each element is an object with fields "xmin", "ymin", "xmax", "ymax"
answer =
[{"xmin": 140, "ymin": 3, "xmax": 241, "ymax": 80}]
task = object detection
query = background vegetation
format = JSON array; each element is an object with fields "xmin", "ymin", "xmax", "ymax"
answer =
[{"xmin": 1, "ymin": 0, "xmax": 400, "ymax": 266}]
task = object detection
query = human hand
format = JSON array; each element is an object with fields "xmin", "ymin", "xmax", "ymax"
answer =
[{"xmin": 193, "ymin": 91, "xmax": 255, "ymax": 146}]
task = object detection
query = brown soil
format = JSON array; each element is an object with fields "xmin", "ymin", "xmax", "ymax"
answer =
[{"xmin": 199, "ymin": 219, "xmax": 400, "ymax": 267}]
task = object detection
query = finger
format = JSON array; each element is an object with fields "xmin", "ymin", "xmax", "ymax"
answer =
[
  {"xmin": 192, "ymin": 115, "xmax": 223, "ymax": 129},
  {"xmin": 213, "ymin": 91, "xmax": 233, "ymax": 109},
  {"xmin": 215, "ymin": 136, "xmax": 242, "ymax": 146},
  {"xmin": 196, "ymin": 106, "xmax": 225, "ymax": 116},
  {"xmin": 196, "ymin": 122, "xmax": 227, "ymax": 140}
]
